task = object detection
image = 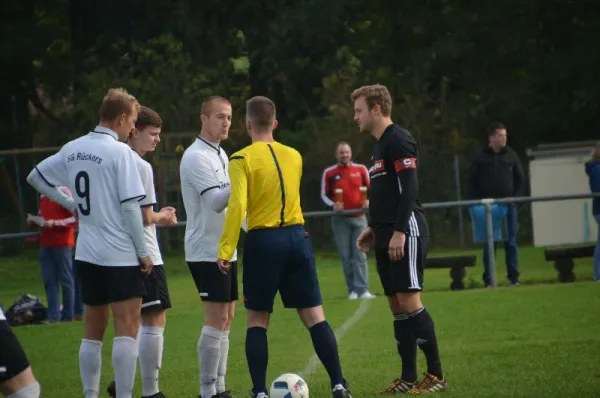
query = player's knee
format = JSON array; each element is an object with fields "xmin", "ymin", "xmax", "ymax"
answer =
[
  {"xmin": 297, "ymin": 306, "xmax": 325, "ymax": 329},
  {"xmin": 112, "ymin": 299, "xmax": 142, "ymax": 338},
  {"xmin": 204, "ymin": 308, "xmax": 229, "ymax": 330},
  {"xmin": 246, "ymin": 309, "xmax": 270, "ymax": 329},
  {"xmin": 0, "ymin": 367, "xmax": 38, "ymax": 397},
  {"xmin": 83, "ymin": 306, "xmax": 109, "ymax": 341},
  {"xmin": 141, "ymin": 310, "xmax": 166, "ymax": 328},
  {"xmin": 388, "ymin": 292, "xmax": 422, "ymax": 314}
]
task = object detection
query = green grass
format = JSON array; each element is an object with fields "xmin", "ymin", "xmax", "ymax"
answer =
[{"xmin": 1, "ymin": 246, "xmax": 600, "ymax": 397}]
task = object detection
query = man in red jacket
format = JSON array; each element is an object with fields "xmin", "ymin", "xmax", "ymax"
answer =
[
  {"xmin": 27, "ymin": 186, "xmax": 78, "ymax": 322},
  {"xmin": 321, "ymin": 142, "xmax": 375, "ymax": 300}
]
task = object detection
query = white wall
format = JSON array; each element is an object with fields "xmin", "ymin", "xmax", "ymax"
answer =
[{"xmin": 529, "ymin": 154, "xmax": 596, "ymax": 247}]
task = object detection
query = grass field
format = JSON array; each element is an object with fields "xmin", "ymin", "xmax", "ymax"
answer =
[{"xmin": 2, "ymin": 246, "xmax": 599, "ymax": 397}]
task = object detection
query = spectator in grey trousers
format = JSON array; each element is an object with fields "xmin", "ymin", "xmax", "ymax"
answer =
[
  {"xmin": 468, "ymin": 122, "xmax": 526, "ymax": 287},
  {"xmin": 321, "ymin": 142, "xmax": 375, "ymax": 299}
]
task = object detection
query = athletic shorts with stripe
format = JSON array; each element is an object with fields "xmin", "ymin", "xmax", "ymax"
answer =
[
  {"xmin": 141, "ymin": 265, "xmax": 172, "ymax": 313},
  {"xmin": 0, "ymin": 321, "xmax": 30, "ymax": 383},
  {"xmin": 187, "ymin": 261, "xmax": 239, "ymax": 303},
  {"xmin": 374, "ymin": 226, "xmax": 429, "ymax": 295}
]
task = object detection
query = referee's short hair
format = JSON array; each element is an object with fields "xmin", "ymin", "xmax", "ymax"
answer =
[
  {"xmin": 99, "ymin": 88, "xmax": 140, "ymax": 122},
  {"xmin": 246, "ymin": 96, "xmax": 276, "ymax": 130},
  {"xmin": 136, "ymin": 106, "xmax": 162, "ymax": 130},
  {"xmin": 351, "ymin": 84, "xmax": 392, "ymax": 117}
]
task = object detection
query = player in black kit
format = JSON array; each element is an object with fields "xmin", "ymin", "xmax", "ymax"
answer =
[{"xmin": 351, "ymin": 85, "xmax": 448, "ymax": 395}]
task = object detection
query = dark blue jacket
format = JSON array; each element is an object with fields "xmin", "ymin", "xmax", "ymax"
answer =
[{"xmin": 585, "ymin": 159, "xmax": 600, "ymax": 215}]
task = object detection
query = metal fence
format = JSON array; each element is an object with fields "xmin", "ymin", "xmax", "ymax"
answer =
[{"xmin": 1, "ymin": 192, "xmax": 598, "ymax": 288}]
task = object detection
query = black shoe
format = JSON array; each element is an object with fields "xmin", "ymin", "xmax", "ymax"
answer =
[
  {"xmin": 333, "ymin": 387, "xmax": 352, "ymax": 398},
  {"xmin": 143, "ymin": 393, "xmax": 166, "ymax": 398},
  {"xmin": 107, "ymin": 380, "xmax": 116, "ymax": 398},
  {"xmin": 215, "ymin": 392, "xmax": 236, "ymax": 398}
]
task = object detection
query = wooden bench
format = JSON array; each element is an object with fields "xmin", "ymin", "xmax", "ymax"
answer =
[
  {"xmin": 425, "ymin": 255, "xmax": 477, "ymax": 290},
  {"xmin": 544, "ymin": 244, "xmax": 595, "ymax": 282}
]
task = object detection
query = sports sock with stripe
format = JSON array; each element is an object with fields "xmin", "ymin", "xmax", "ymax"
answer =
[
  {"xmin": 411, "ymin": 308, "xmax": 443, "ymax": 379},
  {"xmin": 393, "ymin": 312, "xmax": 418, "ymax": 382}
]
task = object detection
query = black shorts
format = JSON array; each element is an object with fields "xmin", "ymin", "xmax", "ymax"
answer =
[
  {"xmin": 141, "ymin": 265, "xmax": 172, "ymax": 313},
  {"xmin": 374, "ymin": 227, "xmax": 429, "ymax": 296},
  {"xmin": 187, "ymin": 261, "xmax": 239, "ymax": 303},
  {"xmin": 0, "ymin": 321, "xmax": 30, "ymax": 382},
  {"xmin": 243, "ymin": 225, "xmax": 323, "ymax": 313},
  {"xmin": 76, "ymin": 260, "xmax": 146, "ymax": 306}
]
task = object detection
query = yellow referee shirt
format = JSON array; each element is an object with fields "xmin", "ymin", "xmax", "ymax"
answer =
[{"xmin": 218, "ymin": 141, "xmax": 305, "ymax": 261}]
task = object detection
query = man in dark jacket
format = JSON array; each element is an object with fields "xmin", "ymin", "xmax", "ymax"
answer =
[
  {"xmin": 468, "ymin": 122, "xmax": 525, "ymax": 286},
  {"xmin": 584, "ymin": 143, "xmax": 600, "ymax": 281}
]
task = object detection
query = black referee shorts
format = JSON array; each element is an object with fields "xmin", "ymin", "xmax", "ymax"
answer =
[{"xmin": 374, "ymin": 227, "xmax": 429, "ymax": 296}]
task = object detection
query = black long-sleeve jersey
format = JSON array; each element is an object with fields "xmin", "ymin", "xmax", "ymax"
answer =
[{"xmin": 367, "ymin": 123, "xmax": 429, "ymax": 236}]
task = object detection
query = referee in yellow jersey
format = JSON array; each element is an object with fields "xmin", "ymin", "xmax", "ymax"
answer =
[{"xmin": 217, "ymin": 96, "xmax": 353, "ymax": 398}]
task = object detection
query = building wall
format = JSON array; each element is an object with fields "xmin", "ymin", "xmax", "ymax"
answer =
[{"xmin": 529, "ymin": 154, "xmax": 596, "ymax": 247}]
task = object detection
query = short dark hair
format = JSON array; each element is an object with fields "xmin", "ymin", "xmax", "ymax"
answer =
[
  {"xmin": 350, "ymin": 84, "xmax": 392, "ymax": 117},
  {"xmin": 136, "ymin": 106, "xmax": 162, "ymax": 130},
  {"xmin": 99, "ymin": 88, "xmax": 140, "ymax": 122},
  {"xmin": 200, "ymin": 96, "xmax": 231, "ymax": 116},
  {"xmin": 488, "ymin": 122, "xmax": 506, "ymax": 136},
  {"xmin": 246, "ymin": 96, "xmax": 276, "ymax": 130}
]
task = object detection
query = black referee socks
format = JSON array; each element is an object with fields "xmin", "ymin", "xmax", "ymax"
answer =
[{"xmin": 309, "ymin": 321, "xmax": 344, "ymax": 389}]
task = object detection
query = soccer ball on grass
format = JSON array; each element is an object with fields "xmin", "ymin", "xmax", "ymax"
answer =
[{"xmin": 269, "ymin": 373, "xmax": 309, "ymax": 398}]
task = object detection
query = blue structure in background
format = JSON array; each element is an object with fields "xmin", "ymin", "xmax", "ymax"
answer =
[{"xmin": 469, "ymin": 203, "xmax": 508, "ymax": 243}]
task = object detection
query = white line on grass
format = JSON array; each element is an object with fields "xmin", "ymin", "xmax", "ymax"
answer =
[{"xmin": 300, "ymin": 298, "xmax": 373, "ymax": 377}]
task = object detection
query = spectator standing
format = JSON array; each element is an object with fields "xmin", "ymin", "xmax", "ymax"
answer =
[
  {"xmin": 321, "ymin": 142, "xmax": 375, "ymax": 299},
  {"xmin": 27, "ymin": 186, "xmax": 78, "ymax": 322},
  {"xmin": 467, "ymin": 122, "xmax": 525, "ymax": 287},
  {"xmin": 585, "ymin": 142, "xmax": 600, "ymax": 281}
]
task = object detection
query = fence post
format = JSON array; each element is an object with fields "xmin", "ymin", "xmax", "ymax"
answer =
[
  {"xmin": 454, "ymin": 154, "xmax": 465, "ymax": 247},
  {"xmin": 14, "ymin": 155, "xmax": 25, "ymax": 232},
  {"xmin": 484, "ymin": 200, "xmax": 497, "ymax": 287}
]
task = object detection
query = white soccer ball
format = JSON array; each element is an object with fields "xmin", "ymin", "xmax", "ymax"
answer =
[{"xmin": 269, "ymin": 373, "xmax": 309, "ymax": 398}]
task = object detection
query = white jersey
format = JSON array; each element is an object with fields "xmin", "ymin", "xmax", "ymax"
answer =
[
  {"xmin": 180, "ymin": 137, "xmax": 237, "ymax": 262},
  {"xmin": 34, "ymin": 126, "xmax": 146, "ymax": 266},
  {"xmin": 0, "ymin": 308, "xmax": 4, "ymax": 321},
  {"xmin": 132, "ymin": 151, "xmax": 163, "ymax": 266}
]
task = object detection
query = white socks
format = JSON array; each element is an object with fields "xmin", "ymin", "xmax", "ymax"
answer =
[
  {"xmin": 139, "ymin": 326, "xmax": 164, "ymax": 397},
  {"xmin": 216, "ymin": 330, "xmax": 230, "ymax": 393},
  {"xmin": 112, "ymin": 336, "xmax": 138, "ymax": 398},
  {"xmin": 79, "ymin": 339, "xmax": 102, "ymax": 398},
  {"xmin": 5, "ymin": 381, "xmax": 41, "ymax": 398},
  {"xmin": 198, "ymin": 326, "xmax": 223, "ymax": 398}
]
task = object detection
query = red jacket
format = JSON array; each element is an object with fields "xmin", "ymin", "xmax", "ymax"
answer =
[
  {"xmin": 39, "ymin": 187, "xmax": 77, "ymax": 248},
  {"xmin": 321, "ymin": 162, "xmax": 370, "ymax": 217}
]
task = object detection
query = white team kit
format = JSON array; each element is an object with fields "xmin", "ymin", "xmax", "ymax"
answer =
[
  {"xmin": 35, "ymin": 127, "xmax": 146, "ymax": 266},
  {"xmin": 132, "ymin": 150, "xmax": 172, "ymax": 312},
  {"xmin": 32, "ymin": 126, "xmax": 149, "ymax": 305},
  {"xmin": 180, "ymin": 136, "xmax": 239, "ymax": 303},
  {"xmin": 180, "ymin": 137, "xmax": 237, "ymax": 262}
]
